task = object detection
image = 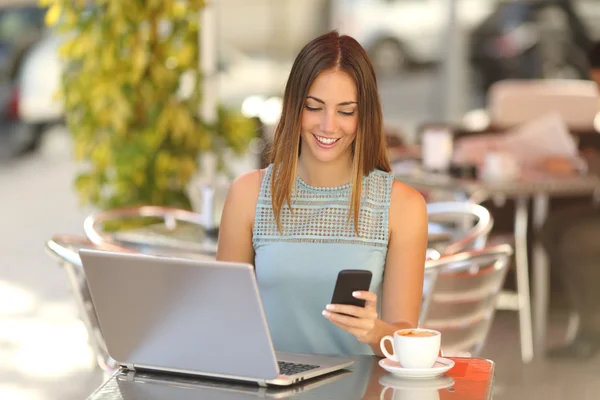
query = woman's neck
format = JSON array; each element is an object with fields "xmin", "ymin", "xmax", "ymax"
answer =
[{"xmin": 297, "ymin": 152, "xmax": 354, "ymax": 188}]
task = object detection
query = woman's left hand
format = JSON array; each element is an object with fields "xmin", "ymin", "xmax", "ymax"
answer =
[{"xmin": 322, "ymin": 291, "xmax": 380, "ymax": 345}]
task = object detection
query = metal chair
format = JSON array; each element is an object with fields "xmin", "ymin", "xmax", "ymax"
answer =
[
  {"xmin": 45, "ymin": 234, "xmax": 136, "ymax": 373},
  {"xmin": 420, "ymin": 244, "xmax": 513, "ymax": 357},
  {"xmin": 83, "ymin": 205, "xmax": 217, "ymax": 259},
  {"xmin": 427, "ymin": 201, "xmax": 494, "ymax": 255}
]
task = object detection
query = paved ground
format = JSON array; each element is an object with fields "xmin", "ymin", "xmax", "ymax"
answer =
[{"xmin": 0, "ymin": 129, "xmax": 104, "ymax": 400}]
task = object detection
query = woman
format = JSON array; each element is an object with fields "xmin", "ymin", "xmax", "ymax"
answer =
[{"xmin": 217, "ymin": 31, "xmax": 428, "ymax": 356}]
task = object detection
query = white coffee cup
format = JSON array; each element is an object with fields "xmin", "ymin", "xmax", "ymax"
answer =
[{"xmin": 380, "ymin": 328, "xmax": 441, "ymax": 369}]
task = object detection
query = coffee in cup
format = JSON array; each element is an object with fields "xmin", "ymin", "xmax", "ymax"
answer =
[
  {"xmin": 380, "ymin": 328, "xmax": 441, "ymax": 369},
  {"xmin": 397, "ymin": 329, "xmax": 437, "ymax": 338}
]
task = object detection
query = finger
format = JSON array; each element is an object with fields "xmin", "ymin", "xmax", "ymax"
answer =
[
  {"xmin": 327, "ymin": 317, "xmax": 367, "ymax": 338},
  {"xmin": 323, "ymin": 310, "xmax": 375, "ymax": 329},
  {"xmin": 325, "ymin": 303, "xmax": 375, "ymax": 319},
  {"xmin": 352, "ymin": 291, "xmax": 378, "ymax": 309}
]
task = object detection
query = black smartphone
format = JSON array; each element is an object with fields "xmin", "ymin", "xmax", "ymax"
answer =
[{"xmin": 331, "ymin": 270, "xmax": 373, "ymax": 308}]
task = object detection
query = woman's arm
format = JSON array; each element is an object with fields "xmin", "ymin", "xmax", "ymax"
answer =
[
  {"xmin": 368, "ymin": 180, "xmax": 428, "ymax": 355},
  {"xmin": 216, "ymin": 169, "xmax": 264, "ymax": 264},
  {"xmin": 323, "ymin": 179, "xmax": 428, "ymax": 356}
]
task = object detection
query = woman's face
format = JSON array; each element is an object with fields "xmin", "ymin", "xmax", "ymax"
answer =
[{"xmin": 300, "ymin": 69, "xmax": 358, "ymax": 164}]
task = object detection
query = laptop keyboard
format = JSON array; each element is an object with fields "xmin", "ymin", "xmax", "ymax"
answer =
[{"xmin": 277, "ymin": 361, "xmax": 320, "ymax": 376}]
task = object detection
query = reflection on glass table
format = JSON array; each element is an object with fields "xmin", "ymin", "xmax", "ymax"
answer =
[{"xmin": 88, "ymin": 356, "xmax": 495, "ymax": 400}]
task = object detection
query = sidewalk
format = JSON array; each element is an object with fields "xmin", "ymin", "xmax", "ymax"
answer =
[{"xmin": 0, "ymin": 129, "xmax": 104, "ymax": 400}]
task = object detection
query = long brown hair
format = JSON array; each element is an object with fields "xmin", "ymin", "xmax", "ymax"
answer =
[{"xmin": 270, "ymin": 30, "xmax": 391, "ymax": 234}]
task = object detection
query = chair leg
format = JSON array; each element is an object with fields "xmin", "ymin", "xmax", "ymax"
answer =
[
  {"xmin": 532, "ymin": 237, "xmax": 550, "ymax": 356},
  {"xmin": 532, "ymin": 194, "xmax": 550, "ymax": 357},
  {"xmin": 565, "ymin": 311, "xmax": 580, "ymax": 343},
  {"xmin": 515, "ymin": 197, "xmax": 534, "ymax": 363}
]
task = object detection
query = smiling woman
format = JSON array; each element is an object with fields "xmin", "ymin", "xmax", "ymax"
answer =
[
  {"xmin": 217, "ymin": 31, "xmax": 428, "ymax": 357},
  {"xmin": 301, "ymin": 75, "xmax": 358, "ymax": 164},
  {"xmin": 270, "ymin": 31, "xmax": 390, "ymax": 233}
]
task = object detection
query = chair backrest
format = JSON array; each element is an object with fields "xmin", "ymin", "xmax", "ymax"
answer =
[
  {"xmin": 83, "ymin": 206, "xmax": 217, "ymax": 258},
  {"xmin": 45, "ymin": 235, "xmax": 136, "ymax": 372},
  {"xmin": 487, "ymin": 79, "xmax": 599, "ymax": 132},
  {"xmin": 46, "ymin": 234, "xmax": 135, "ymax": 268},
  {"xmin": 427, "ymin": 202, "xmax": 493, "ymax": 255},
  {"xmin": 420, "ymin": 244, "xmax": 513, "ymax": 357}
]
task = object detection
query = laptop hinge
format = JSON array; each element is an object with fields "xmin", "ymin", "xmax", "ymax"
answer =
[
  {"xmin": 123, "ymin": 369, "xmax": 136, "ymax": 382},
  {"xmin": 122, "ymin": 363, "xmax": 136, "ymax": 372}
]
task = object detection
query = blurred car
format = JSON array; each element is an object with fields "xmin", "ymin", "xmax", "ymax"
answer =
[
  {"xmin": 0, "ymin": 2, "xmax": 46, "ymax": 78},
  {"xmin": 334, "ymin": 0, "xmax": 496, "ymax": 76},
  {"xmin": 0, "ymin": 2, "xmax": 47, "ymax": 156},
  {"xmin": 468, "ymin": 0, "xmax": 597, "ymax": 100}
]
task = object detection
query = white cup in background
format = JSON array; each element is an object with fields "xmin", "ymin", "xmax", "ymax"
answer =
[
  {"xmin": 380, "ymin": 328, "xmax": 441, "ymax": 369},
  {"xmin": 481, "ymin": 152, "xmax": 519, "ymax": 181},
  {"xmin": 422, "ymin": 128, "xmax": 454, "ymax": 172}
]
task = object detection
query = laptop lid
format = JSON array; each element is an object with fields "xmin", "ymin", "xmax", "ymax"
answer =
[{"xmin": 79, "ymin": 249, "xmax": 280, "ymax": 381}]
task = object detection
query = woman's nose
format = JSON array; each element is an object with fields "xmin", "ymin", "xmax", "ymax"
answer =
[{"xmin": 320, "ymin": 112, "xmax": 337, "ymax": 134}]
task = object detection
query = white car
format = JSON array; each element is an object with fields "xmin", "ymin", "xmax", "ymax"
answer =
[
  {"xmin": 17, "ymin": 33, "xmax": 63, "ymax": 126},
  {"xmin": 334, "ymin": 0, "xmax": 495, "ymax": 75}
]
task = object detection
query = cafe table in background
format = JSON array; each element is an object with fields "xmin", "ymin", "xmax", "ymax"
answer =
[{"xmin": 393, "ymin": 158, "xmax": 600, "ymax": 364}]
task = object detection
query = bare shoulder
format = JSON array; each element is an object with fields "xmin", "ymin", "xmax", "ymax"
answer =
[
  {"xmin": 229, "ymin": 168, "xmax": 265, "ymax": 197},
  {"xmin": 225, "ymin": 168, "xmax": 267, "ymax": 213},
  {"xmin": 390, "ymin": 179, "xmax": 426, "ymax": 212},
  {"xmin": 217, "ymin": 168, "xmax": 267, "ymax": 263},
  {"xmin": 389, "ymin": 179, "xmax": 427, "ymax": 230}
]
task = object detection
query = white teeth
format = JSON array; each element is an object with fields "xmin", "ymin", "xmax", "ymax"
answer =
[{"xmin": 315, "ymin": 135, "xmax": 339, "ymax": 145}]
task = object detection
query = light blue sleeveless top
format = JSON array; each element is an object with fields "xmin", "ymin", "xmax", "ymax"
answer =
[{"xmin": 253, "ymin": 164, "xmax": 394, "ymax": 356}]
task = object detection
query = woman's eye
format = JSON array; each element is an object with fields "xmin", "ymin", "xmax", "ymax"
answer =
[
  {"xmin": 339, "ymin": 111, "xmax": 355, "ymax": 116},
  {"xmin": 305, "ymin": 105, "xmax": 321, "ymax": 112}
]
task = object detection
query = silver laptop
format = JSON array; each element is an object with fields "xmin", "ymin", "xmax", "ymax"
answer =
[
  {"xmin": 78, "ymin": 249, "xmax": 354, "ymax": 387},
  {"xmin": 115, "ymin": 367, "xmax": 353, "ymax": 399}
]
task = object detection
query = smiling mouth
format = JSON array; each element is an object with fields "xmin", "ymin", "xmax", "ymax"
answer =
[{"xmin": 312, "ymin": 134, "xmax": 340, "ymax": 146}]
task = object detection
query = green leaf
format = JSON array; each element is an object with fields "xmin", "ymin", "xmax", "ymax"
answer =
[
  {"xmin": 56, "ymin": 1, "xmax": 255, "ymax": 213},
  {"xmin": 44, "ymin": 3, "xmax": 62, "ymax": 27}
]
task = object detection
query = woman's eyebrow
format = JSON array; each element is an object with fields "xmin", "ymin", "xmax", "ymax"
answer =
[{"xmin": 306, "ymin": 95, "xmax": 357, "ymax": 106}]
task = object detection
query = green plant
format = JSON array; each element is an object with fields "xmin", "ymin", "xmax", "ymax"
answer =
[{"xmin": 42, "ymin": 0, "xmax": 256, "ymax": 211}]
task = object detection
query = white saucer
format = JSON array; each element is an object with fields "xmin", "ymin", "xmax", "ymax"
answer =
[
  {"xmin": 378, "ymin": 357, "xmax": 455, "ymax": 379},
  {"xmin": 379, "ymin": 374, "xmax": 455, "ymax": 390}
]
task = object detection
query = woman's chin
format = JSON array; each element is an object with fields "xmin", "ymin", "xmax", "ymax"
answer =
[{"xmin": 309, "ymin": 148, "xmax": 347, "ymax": 164}]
